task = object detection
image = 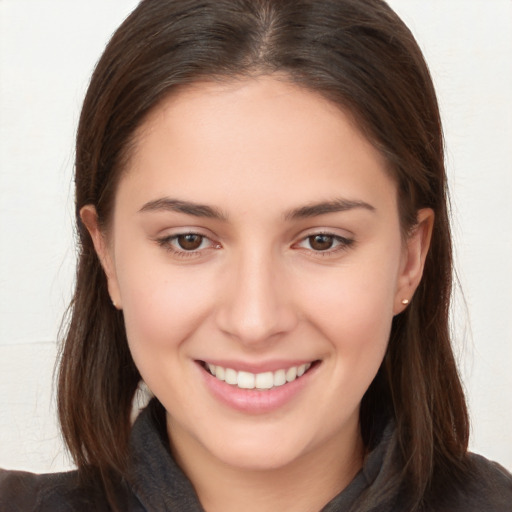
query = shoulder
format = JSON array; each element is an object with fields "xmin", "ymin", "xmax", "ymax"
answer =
[
  {"xmin": 428, "ymin": 453, "xmax": 512, "ymax": 512},
  {"xmin": 0, "ymin": 468, "xmax": 111, "ymax": 512},
  {"xmin": 463, "ymin": 453, "xmax": 512, "ymax": 511}
]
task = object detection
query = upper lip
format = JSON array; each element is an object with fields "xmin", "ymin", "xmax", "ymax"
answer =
[{"xmin": 197, "ymin": 359, "xmax": 318, "ymax": 373}]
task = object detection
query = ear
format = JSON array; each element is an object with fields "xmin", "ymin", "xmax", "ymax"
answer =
[
  {"xmin": 80, "ymin": 205, "xmax": 122, "ymax": 309},
  {"xmin": 393, "ymin": 208, "xmax": 434, "ymax": 315}
]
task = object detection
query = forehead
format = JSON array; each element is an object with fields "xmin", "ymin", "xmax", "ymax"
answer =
[{"xmin": 117, "ymin": 76, "xmax": 397, "ymax": 217}]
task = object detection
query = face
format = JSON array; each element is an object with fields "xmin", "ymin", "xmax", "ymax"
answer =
[{"xmin": 83, "ymin": 77, "xmax": 431, "ymax": 474}]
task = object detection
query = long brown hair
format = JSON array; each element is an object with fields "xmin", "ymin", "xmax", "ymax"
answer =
[{"xmin": 58, "ymin": 0, "xmax": 469, "ymax": 508}]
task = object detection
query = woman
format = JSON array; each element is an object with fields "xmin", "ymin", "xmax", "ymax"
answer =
[{"xmin": 1, "ymin": 0, "xmax": 511, "ymax": 510}]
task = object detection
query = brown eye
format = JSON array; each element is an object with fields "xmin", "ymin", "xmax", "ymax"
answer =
[
  {"xmin": 177, "ymin": 234, "xmax": 204, "ymax": 250},
  {"xmin": 308, "ymin": 234, "xmax": 334, "ymax": 251}
]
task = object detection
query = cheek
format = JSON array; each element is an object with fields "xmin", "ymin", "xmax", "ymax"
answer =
[
  {"xmin": 300, "ymin": 266, "xmax": 396, "ymax": 415},
  {"xmin": 115, "ymin": 251, "xmax": 217, "ymax": 354},
  {"xmin": 296, "ymin": 249, "xmax": 400, "ymax": 375},
  {"xmin": 304, "ymin": 259, "xmax": 397, "ymax": 336},
  {"xmin": 117, "ymin": 261, "xmax": 221, "ymax": 402}
]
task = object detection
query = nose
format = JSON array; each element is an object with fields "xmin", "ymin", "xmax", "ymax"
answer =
[{"xmin": 215, "ymin": 249, "xmax": 298, "ymax": 347}]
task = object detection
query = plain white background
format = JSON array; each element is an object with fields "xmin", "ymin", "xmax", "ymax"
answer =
[{"xmin": 1, "ymin": 1, "xmax": 511, "ymax": 473}]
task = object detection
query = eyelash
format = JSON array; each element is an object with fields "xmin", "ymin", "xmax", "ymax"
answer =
[
  {"xmin": 294, "ymin": 233, "xmax": 355, "ymax": 256},
  {"xmin": 156, "ymin": 232, "xmax": 220, "ymax": 259},
  {"xmin": 156, "ymin": 232, "xmax": 355, "ymax": 258}
]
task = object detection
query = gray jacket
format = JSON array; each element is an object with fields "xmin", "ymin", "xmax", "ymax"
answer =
[{"xmin": 1, "ymin": 400, "xmax": 511, "ymax": 511}]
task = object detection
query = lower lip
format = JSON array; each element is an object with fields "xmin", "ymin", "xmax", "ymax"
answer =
[{"xmin": 197, "ymin": 362, "xmax": 318, "ymax": 414}]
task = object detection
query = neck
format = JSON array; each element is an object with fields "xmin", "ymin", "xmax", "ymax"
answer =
[{"xmin": 168, "ymin": 418, "xmax": 364, "ymax": 512}]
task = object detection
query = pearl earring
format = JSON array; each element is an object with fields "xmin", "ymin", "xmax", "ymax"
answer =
[{"xmin": 401, "ymin": 299, "xmax": 409, "ymax": 305}]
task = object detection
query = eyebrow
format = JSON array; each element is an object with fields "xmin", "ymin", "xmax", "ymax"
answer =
[
  {"xmin": 138, "ymin": 196, "xmax": 375, "ymax": 221},
  {"xmin": 139, "ymin": 198, "xmax": 227, "ymax": 220},
  {"xmin": 284, "ymin": 198, "xmax": 375, "ymax": 220}
]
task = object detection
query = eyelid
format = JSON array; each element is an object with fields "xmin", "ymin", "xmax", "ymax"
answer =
[
  {"xmin": 293, "ymin": 230, "xmax": 355, "ymax": 254},
  {"xmin": 155, "ymin": 229, "xmax": 221, "ymax": 258},
  {"xmin": 154, "ymin": 227, "xmax": 354, "ymax": 259}
]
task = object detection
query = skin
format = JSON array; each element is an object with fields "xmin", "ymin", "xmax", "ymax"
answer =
[{"xmin": 82, "ymin": 76, "xmax": 433, "ymax": 512}]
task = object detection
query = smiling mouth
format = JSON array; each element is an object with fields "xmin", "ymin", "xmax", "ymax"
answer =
[{"xmin": 200, "ymin": 361, "xmax": 318, "ymax": 391}]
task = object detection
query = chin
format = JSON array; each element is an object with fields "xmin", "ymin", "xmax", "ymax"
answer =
[
  {"xmin": 211, "ymin": 439, "xmax": 309, "ymax": 472},
  {"xmin": 198, "ymin": 417, "xmax": 337, "ymax": 472}
]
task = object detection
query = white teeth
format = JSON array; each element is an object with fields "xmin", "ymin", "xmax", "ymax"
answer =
[
  {"xmin": 237, "ymin": 371, "xmax": 255, "ymax": 389},
  {"xmin": 225, "ymin": 368, "xmax": 237, "ymax": 385},
  {"xmin": 273, "ymin": 369, "xmax": 286, "ymax": 387},
  {"xmin": 285, "ymin": 366, "xmax": 297, "ymax": 382},
  {"xmin": 255, "ymin": 372, "xmax": 273, "ymax": 389},
  {"xmin": 206, "ymin": 362, "xmax": 313, "ymax": 390}
]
